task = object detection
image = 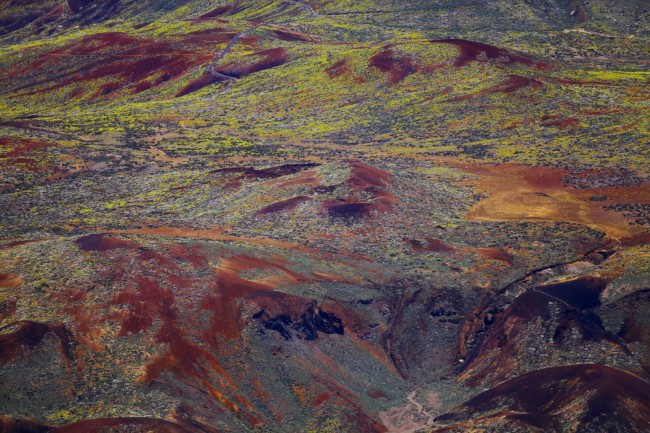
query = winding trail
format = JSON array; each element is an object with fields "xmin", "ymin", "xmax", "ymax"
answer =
[
  {"xmin": 206, "ymin": 23, "xmax": 263, "ymax": 76},
  {"xmin": 284, "ymin": 0, "xmax": 317, "ymax": 17},
  {"xmin": 407, "ymin": 390, "xmax": 436, "ymax": 428},
  {"xmin": 205, "ymin": 1, "xmax": 316, "ymax": 92},
  {"xmin": 205, "ymin": 24, "xmax": 262, "ymax": 90},
  {"xmin": 380, "ymin": 389, "xmax": 439, "ymax": 433}
]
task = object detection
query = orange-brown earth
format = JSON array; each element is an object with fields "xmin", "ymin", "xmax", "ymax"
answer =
[
  {"xmin": 456, "ymin": 162, "xmax": 650, "ymax": 239},
  {"xmin": 110, "ymin": 226, "xmax": 325, "ymax": 255},
  {"xmin": 322, "ymin": 161, "xmax": 399, "ymax": 219},
  {"xmin": 404, "ymin": 237, "xmax": 513, "ymax": 265},
  {"xmin": 0, "ymin": 272, "xmax": 22, "ymax": 288},
  {"xmin": 9, "ymin": 232, "xmax": 391, "ymax": 430}
]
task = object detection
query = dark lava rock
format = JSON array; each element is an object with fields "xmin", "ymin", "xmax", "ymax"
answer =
[{"xmin": 254, "ymin": 303, "xmax": 344, "ymax": 341}]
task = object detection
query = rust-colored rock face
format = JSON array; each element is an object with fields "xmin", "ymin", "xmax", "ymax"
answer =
[
  {"xmin": 431, "ymin": 38, "xmax": 542, "ymax": 68},
  {"xmin": 369, "ymin": 48, "xmax": 416, "ymax": 83}
]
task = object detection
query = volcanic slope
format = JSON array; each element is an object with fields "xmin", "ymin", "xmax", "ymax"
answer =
[{"xmin": 0, "ymin": 1, "xmax": 649, "ymax": 432}]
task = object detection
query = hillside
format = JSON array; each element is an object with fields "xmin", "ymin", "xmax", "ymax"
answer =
[{"xmin": 0, "ymin": 1, "xmax": 649, "ymax": 432}]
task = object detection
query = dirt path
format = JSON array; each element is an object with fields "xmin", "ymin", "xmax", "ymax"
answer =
[
  {"xmin": 206, "ymin": 23, "xmax": 263, "ymax": 76},
  {"xmin": 284, "ymin": 1, "xmax": 317, "ymax": 17},
  {"xmin": 379, "ymin": 389, "xmax": 441, "ymax": 433},
  {"xmin": 205, "ymin": 1, "xmax": 316, "ymax": 89},
  {"xmin": 407, "ymin": 390, "xmax": 436, "ymax": 428},
  {"xmin": 205, "ymin": 23, "xmax": 263, "ymax": 90},
  {"xmin": 562, "ymin": 28, "xmax": 621, "ymax": 39}
]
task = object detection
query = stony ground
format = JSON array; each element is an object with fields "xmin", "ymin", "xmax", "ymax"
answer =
[{"xmin": 0, "ymin": 1, "xmax": 649, "ymax": 432}]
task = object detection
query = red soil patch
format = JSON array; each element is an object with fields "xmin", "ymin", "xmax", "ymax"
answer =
[
  {"xmin": 199, "ymin": 4, "xmax": 234, "ymax": 19},
  {"xmin": 256, "ymin": 195, "xmax": 311, "ymax": 215},
  {"xmin": 217, "ymin": 47, "xmax": 288, "ymax": 78},
  {"xmin": 454, "ymin": 161, "xmax": 650, "ymax": 239},
  {"xmin": 367, "ymin": 387, "xmax": 388, "ymax": 399},
  {"xmin": 541, "ymin": 114, "xmax": 580, "ymax": 129},
  {"xmin": 269, "ymin": 169, "xmax": 322, "ymax": 188},
  {"xmin": 313, "ymin": 392, "xmax": 334, "ymax": 406},
  {"xmin": 112, "ymin": 225, "xmax": 323, "ymax": 255},
  {"xmin": 0, "ymin": 272, "xmax": 21, "ymax": 288},
  {"xmin": 474, "ymin": 248, "xmax": 513, "ymax": 264},
  {"xmin": 369, "ymin": 48, "xmax": 416, "ymax": 83},
  {"xmin": 323, "ymin": 161, "xmax": 398, "ymax": 219},
  {"xmin": 405, "ymin": 237, "xmax": 455, "ymax": 253},
  {"xmin": 619, "ymin": 317, "xmax": 646, "ymax": 343},
  {"xmin": 111, "ymin": 275, "xmax": 175, "ymax": 337},
  {"xmin": 493, "ymin": 74, "xmax": 543, "ymax": 93},
  {"xmin": 75, "ymin": 233, "xmax": 137, "ymax": 251},
  {"xmin": 0, "ymin": 239, "xmax": 44, "ymax": 250},
  {"xmin": 0, "ymin": 321, "xmax": 73, "ymax": 364},
  {"xmin": 175, "ymin": 72, "xmax": 227, "ymax": 97},
  {"xmin": 238, "ymin": 35, "xmax": 263, "ymax": 47},
  {"xmin": 74, "ymin": 241, "xmax": 261, "ymax": 423},
  {"xmin": 0, "ymin": 138, "xmax": 53, "ymax": 158},
  {"xmin": 273, "ymin": 29, "xmax": 316, "ymax": 42},
  {"xmin": 432, "ymin": 39, "xmax": 541, "ymax": 68},
  {"xmin": 551, "ymin": 77, "xmax": 612, "ymax": 86},
  {"xmin": 0, "ymin": 417, "xmax": 51, "ymax": 433},
  {"xmin": 405, "ymin": 238, "xmax": 512, "ymax": 265},
  {"xmin": 250, "ymin": 163, "xmax": 320, "ymax": 179},
  {"xmin": 421, "ymin": 63, "xmax": 446, "ymax": 73},
  {"xmin": 444, "ymin": 93, "xmax": 474, "ymax": 103},
  {"xmin": 67, "ymin": 85, "xmax": 88, "ymax": 98},
  {"xmin": 619, "ymin": 233, "xmax": 650, "ymax": 247},
  {"xmin": 214, "ymin": 163, "xmax": 320, "ymax": 188},
  {"xmin": 348, "ymin": 160, "xmax": 391, "ymax": 189},
  {"xmin": 54, "ymin": 288, "xmax": 106, "ymax": 353},
  {"xmin": 311, "ymin": 374, "xmax": 389, "ymax": 433},
  {"xmin": 325, "ymin": 59, "xmax": 351, "ymax": 78},
  {"xmin": 0, "ymin": 138, "xmax": 56, "ymax": 176},
  {"xmin": 180, "ymin": 28, "xmax": 233, "ymax": 45},
  {"xmin": 6, "ymin": 32, "xmax": 215, "ymax": 100},
  {"xmin": 201, "ymin": 254, "xmax": 287, "ymax": 340},
  {"xmin": 445, "ymin": 74, "xmax": 543, "ymax": 102}
]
